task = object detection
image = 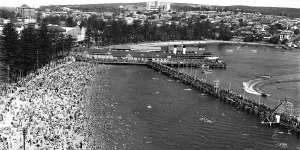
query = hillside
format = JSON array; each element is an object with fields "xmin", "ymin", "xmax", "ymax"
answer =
[
  {"xmin": 224, "ymin": 5, "xmax": 300, "ymax": 18},
  {"xmin": 40, "ymin": 3, "xmax": 146, "ymax": 12},
  {"xmin": 40, "ymin": 2, "xmax": 300, "ymax": 18},
  {"xmin": 171, "ymin": 3, "xmax": 300, "ymax": 18}
]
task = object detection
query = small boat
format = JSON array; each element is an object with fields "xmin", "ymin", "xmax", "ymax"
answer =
[
  {"xmin": 261, "ymin": 72, "xmax": 271, "ymax": 79},
  {"xmin": 202, "ymin": 69, "xmax": 212, "ymax": 74},
  {"xmin": 261, "ymin": 92, "xmax": 268, "ymax": 97}
]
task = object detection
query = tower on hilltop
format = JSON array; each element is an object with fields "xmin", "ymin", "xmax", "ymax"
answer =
[{"xmin": 146, "ymin": 1, "xmax": 171, "ymax": 11}]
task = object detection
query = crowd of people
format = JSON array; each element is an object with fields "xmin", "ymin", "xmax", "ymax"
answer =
[{"xmin": 0, "ymin": 56, "xmax": 108, "ymax": 149}]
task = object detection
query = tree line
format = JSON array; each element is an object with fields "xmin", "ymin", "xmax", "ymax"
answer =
[
  {"xmin": 83, "ymin": 16, "xmax": 233, "ymax": 47},
  {"xmin": 0, "ymin": 8, "xmax": 15, "ymax": 19},
  {"xmin": 0, "ymin": 22, "xmax": 74, "ymax": 82}
]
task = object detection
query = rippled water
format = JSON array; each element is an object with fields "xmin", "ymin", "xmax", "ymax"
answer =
[{"xmin": 89, "ymin": 62, "xmax": 300, "ymax": 150}]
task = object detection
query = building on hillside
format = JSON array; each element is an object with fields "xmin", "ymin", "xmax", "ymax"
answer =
[
  {"xmin": 64, "ymin": 26, "xmax": 86, "ymax": 42},
  {"xmin": 279, "ymin": 30, "xmax": 294, "ymax": 41},
  {"xmin": 47, "ymin": 25, "xmax": 66, "ymax": 33},
  {"xmin": 16, "ymin": 4, "xmax": 36, "ymax": 18},
  {"xmin": 146, "ymin": 1, "xmax": 171, "ymax": 11},
  {"xmin": 0, "ymin": 25, "xmax": 3, "ymax": 35}
]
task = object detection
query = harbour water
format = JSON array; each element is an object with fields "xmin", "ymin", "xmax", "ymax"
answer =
[
  {"xmin": 184, "ymin": 44, "xmax": 300, "ymax": 114},
  {"xmin": 88, "ymin": 44, "xmax": 300, "ymax": 150}
]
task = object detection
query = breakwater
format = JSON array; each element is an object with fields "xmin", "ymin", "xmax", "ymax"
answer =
[{"xmin": 146, "ymin": 61, "xmax": 300, "ymax": 138}]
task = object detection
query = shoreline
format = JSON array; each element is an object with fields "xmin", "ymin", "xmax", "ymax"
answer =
[
  {"xmin": 0, "ymin": 56, "xmax": 108, "ymax": 149},
  {"xmin": 131, "ymin": 40, "xmax": 279, "ymax": 47}
]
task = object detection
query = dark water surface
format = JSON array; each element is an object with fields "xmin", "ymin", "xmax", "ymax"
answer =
[
  {"xmin": 88, "ymin": 44, "xmax": 300, "ymax": 150},
  {"xmin": 89, "ymin": 66, "xmax": 300, "ymax": 150}
]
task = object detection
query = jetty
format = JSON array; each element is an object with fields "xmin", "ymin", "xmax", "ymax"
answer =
[{"xmin": 75, "ymin": 56, "xmax": 300, "ymax": 138}]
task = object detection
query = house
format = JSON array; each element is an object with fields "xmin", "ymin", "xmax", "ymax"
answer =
[
  {"xmin": 47, "ymin": 25, "xmax": 66, "ymax": 33},
  {"xmin": 279, "ymin": 30, "xmax": 294, "ymax": 41},
  {"xmin": 64, "ymin": 26, "xmax": 86, "ymax": 42},
  {"xmin": 0, "ymin": 18, "xmax": 10, "ymax": 25},
  {"xmin": 16, "ymin": 4, "xmax": 36, "ymax": 18}
]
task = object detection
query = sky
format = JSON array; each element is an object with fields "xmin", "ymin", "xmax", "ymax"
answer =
[{"xmin": 1, "ymin": 0, "xmax": 300, "ymax": 8}]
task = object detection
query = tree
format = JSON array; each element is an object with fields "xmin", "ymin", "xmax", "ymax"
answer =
[
  {"xmin": 84, "ymin": 28, "xmax": 93, "ymax": 47},
  {"xmin": 218, "ymin": 26, "xmax": 233, "ymax": 41},
  {"xmin": 38, "ymin": 22, "xmax": 53, "ymax": 65},
  {"xmin": 0, "ymin": 9, "xmax": 15, "ymax": 19},
  {"xmin": 294, "ymin": 29, "xmax": 300, "ymax": 35},
  {"xmin": 269, "ymin": 36, "xmax": 280, "ymax": 44},
  {"xmin": 20, "ymin": 26, "xmax": 39, "ymax": 73},
  {"xmin": 1, "ymin": 23, "xmax": 20, "ymax": 81},
  {"xmin": 79, "ymin": 21, "xmax": 86, "ymax": 29},
  {"xmin": 65, "ymin": 17, "xmax": 77, "ymax": 27},
  {"xmin": 269, "ymin": 23, "xmax": 284, "ymax": 34},
  {"xmin": 243, "ymin": 35, "xmax": 255, "ymax": 42},
  {"xmin": 64, "ymin": 35, "xmax": 75, "ymax": 55},
  {"xmin": 281, "ymin": 39, "xmax": 289, "ymax": 44}
]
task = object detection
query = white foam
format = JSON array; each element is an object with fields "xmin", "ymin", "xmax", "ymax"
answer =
[
  {"xmin": 243, "ymin": 82, "xmax": 261, "ymax": 95},
  {"xmin": 277, "ymin": 143, "xmax": 288, "ymax": 149},
  {"xmin": 184, "ymin": 88, "xmax": 192, "ymax": 91}
]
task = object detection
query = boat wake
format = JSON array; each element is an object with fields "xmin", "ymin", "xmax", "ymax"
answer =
[
  {"xmin": 243, "ymin": 82, "xmax": 260, "ymax": 95},
  {"xmin": 243, "ymin": 73, "xmax": 300, "ymax": 97},
  {"xmin": 242, "ymin": 78, "xmax": 269, "ymax": 96}
]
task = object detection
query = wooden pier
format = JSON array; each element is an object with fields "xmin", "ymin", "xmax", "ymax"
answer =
[{"xmin": 164, "ymin": 61, "xmax": 226, "ymax": 69}]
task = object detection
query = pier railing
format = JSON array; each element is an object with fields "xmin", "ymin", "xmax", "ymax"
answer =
[{"xmin": 146, "ymin": 61, "xmax": 300, "ymax": 137}]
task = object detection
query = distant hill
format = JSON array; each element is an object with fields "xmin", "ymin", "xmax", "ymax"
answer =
[
  {"xmin": 41, "ymin": 3, "xmax": 146, "ymax": 12},
  {"xmin": 40, "ymin": 3, "xmax": 300, "ymax": 18},
  {"xmin": 171, "ymin": 3, "xmax": 300, "ymax": 18},
  {"xmin": 223, "ymin": 5, "xmax": 300, "ymax": 18}
]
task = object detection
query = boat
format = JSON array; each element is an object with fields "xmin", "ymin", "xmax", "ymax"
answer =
[
  {"xmin": 261, "ymin": 92, "xmax": 268, "ymax": 97},
  {"xmin": 203, "ymin": 69, "xmax": 213, "ymax": 74},
  {"xmin": 201, "ymin": 64, "xmax": 209, "ymax": 70},
  {"xmin": 261, "ymin": 72, "xmax": 271, "ymax": 79}
]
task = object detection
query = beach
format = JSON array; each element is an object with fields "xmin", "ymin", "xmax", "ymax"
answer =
[{"xmin": 0, "ymin": 56, "xmax": 110, "ymax": 149}]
